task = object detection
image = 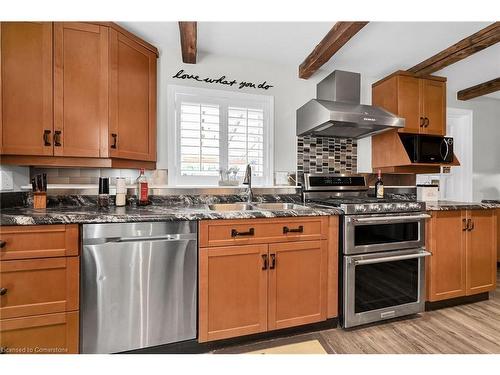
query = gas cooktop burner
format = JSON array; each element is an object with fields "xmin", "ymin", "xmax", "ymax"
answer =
[{"xmin": 302, "ymin": 173, "xmax": 425, "ymax": 214}]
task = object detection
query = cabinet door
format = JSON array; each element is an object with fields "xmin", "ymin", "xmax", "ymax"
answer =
[
  {"xmin": 466, "ymin": 210, "xmax": 497, "ymax": 295},
  {"xmin": 268, "ymin": 240, "xmax": 327, "ymax": 330},
  {"xmin": 426, "ymin": 211, "xmax": 467, "ymax": 301},
  {"xmin": 497, "ymin": 208, "xmax": 500, "ymax": 262},
  {"xmin": 397, "ymin": 75, "xmax": 421, "ymax": 133},
  {"xmin": 422, "ymin": 79, "xmax": 446, "ymax": 136},
  {"xmin": 53, "ymin": 22, "xmax": 108, "ymax": 157},
  {"xmin": 109, "ymin": 29, "xmax": 157, "ymax": 161},
  {"xmin": 0, "ymin": 311, "xmax": 79, "ymax": 354},
  {"xmin": 1, "ymin": 22, "xmax": 53, "ymax": 156},
  {"xmin": 198, "ymin": 244, "xmax": 268, "ymax": 342}
]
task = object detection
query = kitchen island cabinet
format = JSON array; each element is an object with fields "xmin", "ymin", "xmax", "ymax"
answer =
[
  {"xmin": 198, "ymin": 216, "xmax": 337, "ymax": 343},
  {"xmin": 426, "ymin": 209, "xmax": 497, "ymax": 302}
]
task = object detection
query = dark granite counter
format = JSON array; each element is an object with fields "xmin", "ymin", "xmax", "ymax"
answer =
[
  {"xmin": 0, "ymin": 193, "xmax": 342, "ymax": 226},
  {"xmin": 425, "ymin": 200, "xmax": 500, "ymax": 211}
]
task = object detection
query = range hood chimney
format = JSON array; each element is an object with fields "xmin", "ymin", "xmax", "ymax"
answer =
[{"xmin": 296, "ymin": 70, "xmax": 404, "ymax": 139}]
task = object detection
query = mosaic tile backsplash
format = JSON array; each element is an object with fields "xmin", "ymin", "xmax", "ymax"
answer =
[{"xmin": 297, "ymin": 136, "xmax": 357, "ymax": 181}]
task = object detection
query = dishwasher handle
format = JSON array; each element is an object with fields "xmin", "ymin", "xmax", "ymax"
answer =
[{"xmin": 83, "ymin": 233, "xmax": 197, "ymax": 245}]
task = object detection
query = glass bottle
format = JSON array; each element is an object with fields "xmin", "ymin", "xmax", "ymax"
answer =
[{"xmin": 136, "ymin": 168, "xmax": 149, "ymax": 205}]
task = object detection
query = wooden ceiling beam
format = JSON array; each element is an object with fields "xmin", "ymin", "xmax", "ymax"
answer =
[
  {"xmin": 408, "ymin": 22, "xmax": 500, "ymax": 76},
  {"xmin": 457, "ymin": 77, "xmax": 500, "ymax": 100},
  {"xmin": 299, "ymin": 21, "xmax": 368, "ymax": 79},
  {"xmin": 178, "ymin": 21, "xmax": 197, "ymax": 64}
]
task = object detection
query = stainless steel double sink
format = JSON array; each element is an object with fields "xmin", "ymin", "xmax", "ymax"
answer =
[{"xmin": 207, "ymin": 202, "xmax": 309, "ymax": 212}]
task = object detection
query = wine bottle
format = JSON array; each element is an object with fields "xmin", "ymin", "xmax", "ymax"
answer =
[{"xmin": 375, "ymin": 170, "xmax": 384, "ymax": 199}]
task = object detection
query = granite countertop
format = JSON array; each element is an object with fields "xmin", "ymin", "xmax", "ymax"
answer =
[
  {"xmin": 425, "ymin": 200, "xmax": 500, "ymax": 211},
  {"xmin": 0, "ymin": 194, "xmax": 342, "ymax": 226}
]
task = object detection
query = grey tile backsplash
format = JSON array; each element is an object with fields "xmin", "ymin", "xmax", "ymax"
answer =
[{"xmin": 297, "ymin": 136, "xmax": 357, "ymax": 182}]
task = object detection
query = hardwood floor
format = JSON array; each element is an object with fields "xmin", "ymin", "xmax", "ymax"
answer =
[{"xmin": 216, "ymin": 269, "xmax": 500, "ymax": 354}]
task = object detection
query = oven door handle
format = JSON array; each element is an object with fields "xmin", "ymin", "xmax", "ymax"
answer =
[
  {"xmin": 353, "ymin": 250, "xmax": 431, "ymax": 266},
  {"xmin": 351, "ymin": 214, "xmax": 431, "ymax": 223}
]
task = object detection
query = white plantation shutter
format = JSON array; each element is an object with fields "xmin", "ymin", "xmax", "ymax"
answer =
[
  {"xmin": 180, "ymin": 102, "xmax": 220, "ymax": 176},
  {"xmin": 170, "ymin": 86, "xmax": 273, "ymax": 186},
  {"xmin": 227, "ymin": 107, "xmax": 264, "ymax": 177}
]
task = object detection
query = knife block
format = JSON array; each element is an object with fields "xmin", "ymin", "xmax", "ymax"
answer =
[{"xmin": 33, "ymin": 192, "xmax": 47, "ymax": 209}]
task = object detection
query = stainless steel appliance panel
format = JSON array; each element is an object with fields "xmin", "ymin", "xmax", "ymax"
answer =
[
  {"xmin": 81, "ymin": 222, "xmax": 197, "ymax": 354},
  {"xmin": 344, "ymin": 213, "xmax": 429, "ymax": 255},
  {"xmin": 343, "ymin": 248, "xmax": 430, "ymax": 328}
]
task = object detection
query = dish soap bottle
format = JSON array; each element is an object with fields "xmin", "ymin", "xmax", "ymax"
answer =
[
  {"xmin": 136, "ymin": 168, "xmax": 149, "ymax": 205},
  {"xmin": 375, "ymin": 170, "xmax": 384, "ymax": 199}
]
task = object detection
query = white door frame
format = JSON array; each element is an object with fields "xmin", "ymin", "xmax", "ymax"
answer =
[{"xmin": 443, "ymin": 107, "xmax": 473, "ymax": 202}]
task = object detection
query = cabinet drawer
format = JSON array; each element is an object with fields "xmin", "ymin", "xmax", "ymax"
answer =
[
  {"xmin": 0, "ymin": 257, "xmax": 79, "ymax": 319},
  {"xmin": 0, "ymin": 311, "xmax": 79, "ymax": 354},
  {"xmin": 199, "ymin": 217, "xmax": 328, "ymax": 247},
  {"xmin": 0, "ymin": 225, "xmax": 78, "ymax": 260}
]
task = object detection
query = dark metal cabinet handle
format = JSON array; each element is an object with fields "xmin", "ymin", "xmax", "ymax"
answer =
[
  {"xmin": 261, "ymin": 254, "xmax": 268, "ymax": 270},
  {"xmin": 283, "ymin": 225, "xmax": 304, "ymax": 234},
  {"xmin": 269, "ymin": 254, "xmax": 276, "ymax": 269},
  {"xmin": 231, "ymin": 228, "xmax": 255, "ymax": 237},
  {"xmin": 462, "ymin": 218, "xmax": 468, "ymax": 231},
  {"xmin": 469, "ymin": 220, "xmax": 474, "ymax": 231},
  {"xmin": 0, "ymin": 240, "xmax": 6, "ymax": 248},
  {"xmin": 419, "ymin": 117, "xmax": 424, "ymax": 127},
  {"xmin": 0, "ymin": 288, "xmax": 7, "ymax": 296},
  {"xmin": 54, "ymin": 130, "xmax": 62, "ymax": 146},
  {"xmin": 466, "ymin": 218, "xmax": 472, "ymax": 231},
  {"xmin": 0, "ymin": 347, "xmax": 7, "ymax": 354},
  {"xmin": 43, "ymin": 130, "xmax": 51, "ymax": 146},
  {"xmin": 424, "ymin": 118, "xmax": 430, "ymax": 128},
  {"xmin": 111, "ymin": 133, "xmax": 117, "ymax": 149}
]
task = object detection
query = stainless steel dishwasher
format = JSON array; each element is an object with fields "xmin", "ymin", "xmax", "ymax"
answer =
[{"xmin": 81, "ymin": 221, "xmax": 197, "ymax": 354}]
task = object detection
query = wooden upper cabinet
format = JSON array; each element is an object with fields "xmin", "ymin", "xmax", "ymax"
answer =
[
  {"xmin": 53, "ymin": 22, "xmax": 109, "ymax": 158},
  {"xmin": 372, "ymin": 71, "xmax": 446, "ymax": 136},
  {"xmin": 396, "ymin": 75, "xmax": 421, "ymax": 133},
  {"xmin": 109, "ymin": 29, "xmax": 157, "ymax": 161},
  {"xmin": 0, "ymin": 22, "xmax": 53, "ymax": 156},
  {"xmin": 421, "ymin": 79, "xmax": 446, "ymax": 136},
  {"xmin": 267, "ymin": 240, "xmax": 327, "ymax": 330},
  {"xmin": 426, "ymin": 210, "xmax": 467, "ymax": 302},
  {"xmin": 198, "ymin": 244, "xmax": 268, "ymax": 343},
  {"xmin": 466, "ymin": 210, "xmax": 497, "ymax": 295}
]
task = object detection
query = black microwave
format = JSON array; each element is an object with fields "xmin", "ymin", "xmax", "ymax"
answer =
[{"xmin": 399, "ymin": 134, "xmax": 454, "ymax": 163}]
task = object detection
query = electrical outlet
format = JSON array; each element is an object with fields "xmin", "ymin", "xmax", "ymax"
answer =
[{"xmin": 0, "ymin": 170, "xmax": 14, "ymax": 190}]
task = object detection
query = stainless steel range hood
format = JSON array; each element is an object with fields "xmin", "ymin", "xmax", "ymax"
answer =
[{"xmin": 296, "ymin": 70, "xmax": 404, "ymax": 138}]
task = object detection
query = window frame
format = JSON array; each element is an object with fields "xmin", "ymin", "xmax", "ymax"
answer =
[{"xmin": 167, "ymin": 84, "xmax": 274, "ymax": 186}]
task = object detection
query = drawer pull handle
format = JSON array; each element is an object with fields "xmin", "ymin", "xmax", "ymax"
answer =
[
  {"xmin": 419, "ymin": 117, "xmax": 424, "ymax": 128},
  {"xmin": 0, "ymin": 240, "xmax": 6, "ymax": 248},
  {"xmin": 462, "ymin": 218, "xmax": 467, "ymax": 231},
  {"xmin": 231, "ymin": 228, "xmax": 255, "ymax": 237},
  {"xmin": 0, "ymin": 288, "xmax": 7, "ymax": 296},
  {"xmin": 0, "ymin": 347, "xmax": 7, "ymax": 354},
  {"xmin": 468, "ymin": 219, "xmax": 474, "ymax": 231},
  {"xmin": 283, "ymin": 225, "xmax": 304, "ymax": 234},
  {"xmin": 262, "ymin": 254, "xmax": 268, "ymax": 270},
  {"xmin": 270, "ymin": 254, "xmax": 276, "ymax": 269}
]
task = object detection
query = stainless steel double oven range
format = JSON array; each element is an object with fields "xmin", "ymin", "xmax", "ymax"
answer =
[{"xmin": 303, "ymin": 173, "xmax": 431, "ymax": 328}]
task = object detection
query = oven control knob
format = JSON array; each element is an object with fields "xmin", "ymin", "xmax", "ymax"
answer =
[
  {"xmin": 409, "ymin": 202, "xmax": 421, "ymax": 210},
  {"xmin": 396, "ymin": 203, "xmax": 406, "ymax": 211},
  {"xmin": 370, "ymin": 204, "xmax": 381, "ymax": 212},
  {"xmin": 355, "ymin": 204, "xmax": 366, "ymax": 213}
]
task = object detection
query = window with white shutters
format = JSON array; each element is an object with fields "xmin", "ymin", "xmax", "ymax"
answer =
[{"xmin": 168, "ymin": 85, "xmax": 273, "ymax": 186}]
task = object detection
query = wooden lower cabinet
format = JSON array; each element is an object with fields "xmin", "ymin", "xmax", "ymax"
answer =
[
  {"xmin": 426, "ymin": 210, "xmax": 497, "ymax": 302},
  {"xmin": 466, "ymin": 210, "xmax": 497, "ymax": 294},
  {"xmin": 0, "ymin": 311, "xmax": 79, "ymax": 354},
  {"xmin": 0, "ymin": 224, "xmax": 80, "ymax": 354},
  {"xmin": 198, "ymin": 244, "xmax": 268, "ymax": 342},
  {"xmin": 268, "ymin": 240, "xmax": 327, "ymax": 330},
  {"xmin": 198, "ymin": 216, "xmax": 336, "ymax": 343}
]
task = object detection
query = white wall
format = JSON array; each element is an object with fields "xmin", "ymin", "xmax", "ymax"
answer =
[
  {"xmin": 445, "ymin": 94, "xmax": 500, "ymax": 201},
  {"xmin": 157, "ymin": 48, "xmax": 321, "ymax": 173}
]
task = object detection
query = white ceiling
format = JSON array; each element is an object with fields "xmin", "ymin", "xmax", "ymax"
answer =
[{"xmin": 120, "ymin": 21, "xmax": 500, "ymax": 100}]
